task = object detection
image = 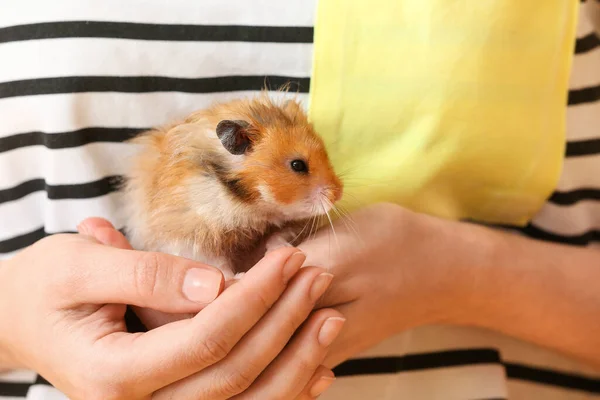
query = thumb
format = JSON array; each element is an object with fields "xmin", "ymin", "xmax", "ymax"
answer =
[
  {"xmin": 61, "ymin": 242, "xmax": 224, "ymax": 313},
  {"xmin": 72, "ymin": 218, "xmax": 224, "ymax": 312},
  {"xmin": 77, "ymin": 217, "xmax": 133, "ymax": 250},
  {"xmin": 77, "ymin": 218, "xmax": 211, "ymax": 328}
]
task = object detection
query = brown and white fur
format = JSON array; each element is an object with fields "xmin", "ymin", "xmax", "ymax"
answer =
[{"xmin": 122, "ymin": 93, "xmax": 343, "ymax": 280}]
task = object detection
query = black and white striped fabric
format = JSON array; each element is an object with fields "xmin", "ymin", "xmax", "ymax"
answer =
[{"xmin": 1, "ymin": 1, "xmax": 599, "ymax": 399}]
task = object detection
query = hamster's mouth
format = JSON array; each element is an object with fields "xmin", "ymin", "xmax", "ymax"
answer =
[{"xmin": 274, "ymin": 197, "xmax": 337, "ymax": 221}]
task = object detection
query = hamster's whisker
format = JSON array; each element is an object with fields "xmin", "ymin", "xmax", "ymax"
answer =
[
  {"xmin": 328, "ymin": 199, "xmax": 360, "ymax": 241},
  {"xmin": 305, "ymin": 205, "xmax": 317, "ymax": 242},
  {"xmin": 328, "ymin": 199, "xmax": 357, "ymax": 234},
  {"xmin": 340, "ymin": 192, "xmax": 369, "ymax": 209},
  {"xmin": 340, "ymin": 207, "xmax": 366, "ymax": 248},
  {"xmin": 335, "ymin": 202, "xmax": 359, "ymax": 231},
  {"xmin": 308, "ymin": 207, "xmax": 320, "ymax": 241},
  {"xmin": 320, "ymin": 196, "xmax": 340, "ymax": 252},
  {"xmin": 344, "ymin": 183, "xmax": 394, "ymax": 191},
  {"xmin": 329, "ymin": 200, "xmax": 363, "ymax": 243},
  {"xmin": 336, "ymin": 166, "xmax": 359, "ymax": 179},
  {"xmin": 318, "ymin": 200, "xmax": 332, "ymax": 258},
  {"xmin": 310, "ymin": 209, "xmax": 325, "ymax": 242},
  {"xmin": 290, "ymin": 217, "xmax": 312, "ymax": 245}
]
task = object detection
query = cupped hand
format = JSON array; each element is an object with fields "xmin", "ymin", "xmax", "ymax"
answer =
[
  {"xmin": 297, "ymin": 203, "xmax": 477, "ymax": 368},
  {"xmin": 0, "ymin": 219, "xmax": 345, "ymax": 400}
]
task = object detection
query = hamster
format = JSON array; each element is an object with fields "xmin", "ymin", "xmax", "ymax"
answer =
[{"xmin": 121, "ymin": 93, "xmax": 343, "ymax": 280}]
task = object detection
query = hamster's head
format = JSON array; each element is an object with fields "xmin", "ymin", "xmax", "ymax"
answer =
[{"xmin": 215, "ymin": 97, "xmax": 343, "ymax": 220}]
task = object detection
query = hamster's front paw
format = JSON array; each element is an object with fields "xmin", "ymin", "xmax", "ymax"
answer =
[
  {"xmin": 265, "ymin": 231, "xmax": 294, "ymax": 252},
  {"xmin": 233, "ymin": 272, "xmax": 246, "ymax": 280}
]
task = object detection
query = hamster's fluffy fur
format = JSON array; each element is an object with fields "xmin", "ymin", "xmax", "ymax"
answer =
[{"xmin": 122, "ymin": 94, "xmax": 342, "ymax": 278}]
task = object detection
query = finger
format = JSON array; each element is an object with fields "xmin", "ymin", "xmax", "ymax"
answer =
[
  {"xmin": 77, "ymin": 216, "xmax": 116, "ymax": 233},
  {"xmin": 58, "ymin": 241, "xmax": 223, "ymax": 313},
  {"xmin": 77, "ymin": 218, "xmax": 195, "ymax": 331},
  {"xmin": 104, "ymin": 247, "xmax": 306, "ymax": 396},
  {"xmin": 80, "ymin": 223, "xmax": 133, "ymax": 250},
  {"xmin": 295, "ymin": 366, "xmax": 336, "ymax": 400},
  {"xmin": 77, "ymin": 217, "xmax": 133, "ymax": 250},
  {"xmin": 234, "ymin": 309, "xmax": 345, "ymax": 400},
  {"xmin": 77, "ymin": 216, "xmax": 115, "ymax": 232},
  {"xmin": 224, "ymin": 279, "xmax": 239, "ymax": 289},
  {"xmin": 131, "ymin": 306, "xmax": 195, "ymax": 330},
  {"xmin": 154, "ymin": 266, "xmax": 333, "ymax": 399}
]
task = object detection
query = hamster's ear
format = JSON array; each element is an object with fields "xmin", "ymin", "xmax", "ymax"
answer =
[{"xmin": 216, "ymin": 120, "xmax": 252, "ymax": 155}]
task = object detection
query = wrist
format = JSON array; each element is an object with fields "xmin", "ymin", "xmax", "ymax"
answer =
[
  {"xmin": 433, "ymin": 220, "xmax": 502, "ymax": 326},
  {"xmin": 363, "ymin": 204, "xmax": 600, "ymax": 366},
  {"xmin": 380, "ymin": 206, "xmax": 497, "ymax": 331},
  {"xmin": 390, "ymin": 213, "xmax": 500, "ymax": 329}
]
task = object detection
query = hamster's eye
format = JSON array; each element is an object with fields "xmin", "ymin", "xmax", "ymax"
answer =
[{"xmin": 290, "ymin": 159, "xmax": 308, "ymax": 174}]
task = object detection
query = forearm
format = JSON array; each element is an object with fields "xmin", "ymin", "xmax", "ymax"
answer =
[
  {"xmin": 456, "ymin": 222, "xmax": 600, "ymax": 367},
  {"xmin": 0, "ymin": 260, "xmax": 23, "ymax": 370}
]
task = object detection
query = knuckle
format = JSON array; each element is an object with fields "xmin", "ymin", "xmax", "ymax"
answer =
[
  {"xmin": 246, "ymin": 289, "xmax": 272, "ymax": 312},
  {"xmin": 192, "ymin": 335, "xmax": 230, "ymax": 366},
  {"xmin": 73, "ymin": 352, "xmax": 142, "ymax": 400},
  {"xmin": 132, "ymin": 251, "xmax": 168, "ymax": 299},
  {"xmin": 217, "ymin": 368, "xmax": 255, "ymax": 397},
  {"xmin": 281, "ymin": 313, "xmax": 301, "ymax": 337},
  {"xmin": 78, "ymin": 376, "xmax": 129, "ymax": 400},
  {"xmin": 295, "ymin": 353, "xmax": 320, "ymax": 376}
]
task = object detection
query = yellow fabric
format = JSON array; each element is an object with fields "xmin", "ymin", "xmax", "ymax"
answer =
[{"xmin": 308, "ymin": 1, "xmax": 578, "ymax": 226}]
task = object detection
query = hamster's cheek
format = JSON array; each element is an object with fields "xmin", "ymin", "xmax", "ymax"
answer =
[
  {"xmin": 256, "ymin": 182, "xmax": 318, "ymax": 219},
  {"xmin": 277, "ymin": 201, "xmax": 319, "ymax": 220},
  {"xmin": 256, "ymin": 183, "xmax": 277, "ymax": 204}
]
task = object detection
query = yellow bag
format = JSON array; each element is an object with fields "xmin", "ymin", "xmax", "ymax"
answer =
[{"xmin": 309, "ymin": 0, "xmax": 578, "ymax": 226}]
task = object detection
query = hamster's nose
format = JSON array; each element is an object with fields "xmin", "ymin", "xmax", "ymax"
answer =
[
  {"xmin": 332, "ymin": 185, "xmax": 343, "ymax": 202},
  {"xmin": 324, "ymin": 185, "xmax": 342, "ymax": 203}
]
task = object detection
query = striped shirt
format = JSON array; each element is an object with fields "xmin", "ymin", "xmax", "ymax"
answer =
[{"xmin": 1, "ymin": 1, "xmax": 599, "ymax": 399}]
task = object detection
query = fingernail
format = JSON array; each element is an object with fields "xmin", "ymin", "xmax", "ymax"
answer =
[
  {"xmin": 310, "ymin": 272, "xmax": 333, "ymax": 301},
  {"xmin": 310, "ymin": 376, "xmax": 336, "ymax": 397},
  {"xmin": 182, "ymin": 268, "xmax": 222, "ymax": 303},
  {"xmin": 318, "ymin": 317, "xmax": 346, "ymax": 347},
  {"xmin": 282, "ymin": 251, "xmax": 306, "ymax": 282}
]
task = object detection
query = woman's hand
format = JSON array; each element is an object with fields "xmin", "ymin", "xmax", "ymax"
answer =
[
  {"xmin": 297, "ymin": 203, "xmax": 483, "ymax": 368},
  {"xmin": 299, "ymin": 201, "xmax": 600, "ymax": 370},
  {"xmin": 0, "ymin": 222, "xmax": 345, "ymax": 399}
]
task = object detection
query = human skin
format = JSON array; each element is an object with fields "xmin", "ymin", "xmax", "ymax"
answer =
[
  {"xmin": 79, "ymin": 203, "xmax": 600, "ymax": 370},
  {"xmin": 297, "ymin": 203, "xmax": 600, "ymax": 370},
  {"xmin": 0, "ymin": 225, "xmax": 344, "ymax": 400},
  {"xmin": 30, "ymin": 201, "xmax": 600, "ymax": 397}
]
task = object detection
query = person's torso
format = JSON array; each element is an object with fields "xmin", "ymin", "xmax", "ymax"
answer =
[{"xmin": 0, "ymin": 1, "xmax": 599, "ymax": 399}]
